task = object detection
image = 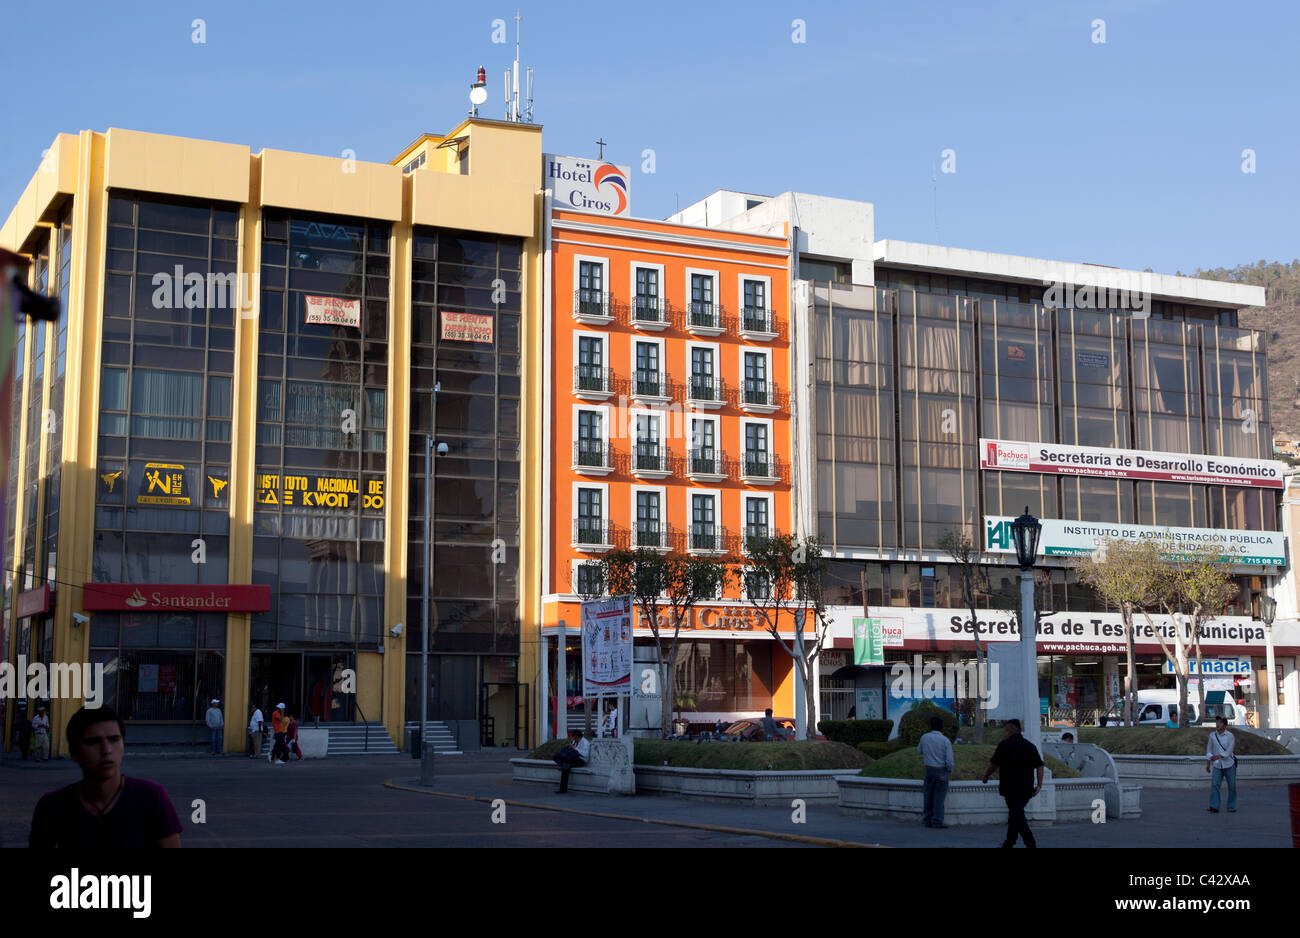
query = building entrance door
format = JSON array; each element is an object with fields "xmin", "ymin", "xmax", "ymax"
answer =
[
  {"xmin": 250, "ymin": 653, "xmax": 301, "ymax": 722},
  {"xmin": 305, "ymin": 653, "xmax": 355, "ymax": 723}
]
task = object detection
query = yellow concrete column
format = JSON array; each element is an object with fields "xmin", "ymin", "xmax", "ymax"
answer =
[{"xmin": 224, "ymin": 155, "xmax": 262, "ymax": 751}]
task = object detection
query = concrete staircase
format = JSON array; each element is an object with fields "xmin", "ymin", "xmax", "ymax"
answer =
[
  {"xmin": 258, "ymin": 722, "xmax": 399, "ymax": 757},
  {"xmin": 404, "ymin": 721, "xmax": 463, "ymax": 755}
]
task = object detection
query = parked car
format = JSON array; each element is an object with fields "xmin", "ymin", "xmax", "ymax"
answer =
[
  {"xmin": 1099, "ymin": 689, "xmax": 1247, "ymax": 727},
  {"xmin": 723, "ymin": 717, "xmax": 795, "ymax": 741}
]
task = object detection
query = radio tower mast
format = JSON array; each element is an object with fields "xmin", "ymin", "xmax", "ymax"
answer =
[{"xmin": 504, "ymin": 11, "xmax": 535, "ymax": 123}]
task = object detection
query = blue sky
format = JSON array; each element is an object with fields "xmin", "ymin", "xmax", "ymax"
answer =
[{"xmin": 2, "ymin": 0, "xmax": 1296, "ymax": 275}]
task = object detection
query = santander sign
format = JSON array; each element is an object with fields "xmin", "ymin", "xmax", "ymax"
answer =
[{"xmin": 82, "ymin": 583, "xmax": 271, "ymax": 613}]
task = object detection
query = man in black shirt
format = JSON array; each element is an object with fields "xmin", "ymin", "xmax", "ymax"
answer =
[
  {"xmin": 981, "ymin": 719, "xmax": 1044, "ymax": 848},
  {"xmin": 29, "ymin": 706, "xmax": 183, "ymax": 848}
]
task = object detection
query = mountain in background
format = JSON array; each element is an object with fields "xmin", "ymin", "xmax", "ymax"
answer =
[{"xmin": 1186, "ymin": 260, "xmax": 1300, "ymax": 442}]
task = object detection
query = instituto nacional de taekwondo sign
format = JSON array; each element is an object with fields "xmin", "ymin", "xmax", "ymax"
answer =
[{"xmin": 981, "ymin": 439, "xmax": 1286, "ymax": 490}]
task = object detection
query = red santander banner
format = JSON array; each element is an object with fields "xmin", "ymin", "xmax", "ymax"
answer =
[
  {"xmin": 82, "ymin": 583, "xmax": 271, "ymax": 613},
  {"xmin": 980, "ymin": 438, "xmax": 1285, "ymax": 490}
]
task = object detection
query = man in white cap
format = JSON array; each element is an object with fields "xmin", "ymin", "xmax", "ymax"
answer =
[{"xmin": 204, "ymin": 699, "xmax": 224, "ymax": 756}]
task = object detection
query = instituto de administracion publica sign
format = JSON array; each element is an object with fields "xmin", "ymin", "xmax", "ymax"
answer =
[
  {"xmin": 980, "ymin": 438, "xmax": 1286, "ymax": 489},
  {"xmin": 984, "ymin": 516, "xmax": 1285, "ymax": 566}
]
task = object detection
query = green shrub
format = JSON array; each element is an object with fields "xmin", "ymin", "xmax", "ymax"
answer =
[
  {"xmin": 817, "ymin": 719, "xmax": 894, "ymax": 745},
  {"xmin": 1077, "ymin": 727, "xmax": 1290, "ymax": 756},
  {"xmin": 897, "ymin": 701, "xmax": 959, "ymax": 746},
  {"xmin": 525, "ymin": 738, "xmax": 870, "ymax": 770},
  {"xmin": 859, "ymin": 744, "xmax": 1081, "ymax": 780},
  {"xmin": 857, "ymin": 740, "xmax": 909, "ymax": 760}
]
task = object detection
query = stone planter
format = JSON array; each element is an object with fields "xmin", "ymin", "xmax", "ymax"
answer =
[
  {"xmin": 633, "ymin": 766, "xmax": 847, "ymax": 805},
  {"xmin": 297, "ymin": 728, "xmax": 327, "ymax": 759},
  {"xmin": 1109, "ymin": 754, "xmax": 1300, "ymax": 789},
  {"xmin": 1053, "ymin": 777, "xmax": 1109, "ymax": 822},
  {"xmin": 510, "ymin": 738, "xmax": 634, "ymax": 795},
  {"xmin": 835, "ymin": 776, "xmax": 1057, "ymax": 825}
]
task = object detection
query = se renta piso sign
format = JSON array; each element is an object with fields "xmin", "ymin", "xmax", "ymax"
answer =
[
  {"xmin": 544, "ymin": 154, "xmax": 631, "ymax": 216},
  {"xmin": 304, "ymin": 294, "xmax": 361, "ymax": 328},
  {"xmin": 581, "ymin": 596, "xmax": 633, "ymax": 691},
  {"xmin": 980, "ymin": 438, "xmax": 1285, "ymax": 489}
]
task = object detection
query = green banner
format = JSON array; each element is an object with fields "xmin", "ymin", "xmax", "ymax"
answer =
[{"xmin": 853, "ymin": 617, "xmax": 884, "ymax": 666}]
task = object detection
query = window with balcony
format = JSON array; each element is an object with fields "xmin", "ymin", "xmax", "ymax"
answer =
[
  {"xmin": 691, "ymin": 493, "xmax": 717, "ymax": 551},
  {"xmin": 744, "ymin": 569, "xmax": 772, "ymax": 601},
  {"xmin": 576, "ymin": 260, "xmax": 608, "ymax": 319},
  {"xmin": 634, "ymin": 341, "xmax": 663, "ymax": 398},
  {"xmin": 634, "ymin": 267, "xmax": 662, "ymax": 323},
  {"xmin": 575, "ymin": 562, "xmax": 604, "ymax": 597},
  {"xmin": 743, "ymin": 351, "xmax": 770, "ymax": 406},
  {"xmin": 745, "ymin": 496, "xmax": 770, "ymax": 546},
  {"xmin": 689, "ymin": 417, "xmax": 721, "ymax": 477},
  {"xmin": 576, "ymin": 410, "xmax": 605, "ymax": 468},
  {"xmin": 744, "ymin": 424, "xmax": 770, "ymax": 478},
  {"xmin": 636, "ymin": 491, "xmax": 662, "ymax": 548},
  {"xmin": 742, "ymin": 279, "xmax": 770, "ymax": 334},
  {"xmin": 689, "ymin": 273, "xmax": 718, "ymax": 329},
  {"xmin": 690, "ymin": 347, "xmax": 717, "ymax": 402},
  {"xmin": 635, "ymin": 414, "xmax": 664, "ymax": 473},
  {"xmin": 576, "ymin": 335, "xmax": 607, "ymax": 394},
  {"xmin": 576, "ymin": 488, "xmax": 605, "ymax": 545}
]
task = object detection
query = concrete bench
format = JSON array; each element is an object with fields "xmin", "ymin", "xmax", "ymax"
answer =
[
  {"xmin": 511, "ymin": 738, "xmax": 635, "ymax": 795},
  {"xmin": 1043, "ymin": 742, "xmax": 1141, "ymax": 819}
]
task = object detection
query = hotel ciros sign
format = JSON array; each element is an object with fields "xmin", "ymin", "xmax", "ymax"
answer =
[{"xmin": 544, "ymin": 154, "xmax": 631, "ymax": 216}]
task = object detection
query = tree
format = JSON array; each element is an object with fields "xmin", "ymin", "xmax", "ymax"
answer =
[
  {"xmin": 1074, "ymin": 537, "xmax": 1164, "ymax": 725},
  {"xmin": 742, "ymin": 534, "xmax": 829, "ymax": 740},
  {"xmin": 592, "ymin": 548, "xmax": 729, "ymax": 736},
  {"xmin": 939, "ymin": 528, "xmax": 991, "ymax": 743},
  {"xmin": 1146, "ymin": 540, "xmax": 1236, "ymax": 726}
]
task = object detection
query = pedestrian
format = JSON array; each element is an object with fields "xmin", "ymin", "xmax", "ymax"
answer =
[
  {"xmin": 270, "ymin": 702, "xmax": 288, "ymax": 764},
  {"xmin": 29, "ymin": 706, "xmax": 183, "ymax": 847},
  {"xmin": 205, "ymin": 699, "xmax": 224, "ymax": 755},
  {"xmin": 918, "ymin": 716, "xmax": 954, "ymax": 829},
  {"xmin": 248, "ymin": 704, "xmax": 265, "ymax": 759},
  {"xmin": 603, "ymin": 702, "xmax": 619, "ymax": 738},
  {"xmin": 286, "ymin": 711, "xmax": 303, "ymax": 761},
  {"xmin": 981, "ymin": 718, "xmax": 1044, "ymax": 848},
  {"xmin": 32, "ymin": 706, "xmax": 51, "ymax": 762},
  {"xmin": 760, "ymin": 708, "xmax": 779, "ymax": 741},
  {"xmin": 1206, "ymin": 715, "xmax": 1237, "ymax": 813},
  {"xmin": 15, "ymin": 707, "xmax": 33, "ymax": 759},
  {"xmin": 552, "ymin": 729, "xmax": 589, "ymax": 794}
]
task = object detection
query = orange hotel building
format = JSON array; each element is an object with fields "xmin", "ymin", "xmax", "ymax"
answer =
[{"xmin": 540, "ymin": 206, "xmax": 797, "ymax": 734}]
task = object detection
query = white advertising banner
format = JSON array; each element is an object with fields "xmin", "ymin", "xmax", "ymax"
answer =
[
  {"xmin": 983, "ymin": 515, "xmax": 1286, "ymax": 566},
  {"xmin": 544, "ymin": 154, "xmax": 631, "ymax": 216},
  {"xmin": 980, "ymin": 438, "xmax": 1285, "ymax": 490},
  {"xmin": 825, "ymin": 605, "xmax": 1300, "ymax": 654},
  {"xmin": 581, "ymin": 596, "xmax": 633, "ymax": 692},
  {"xmin": 304, "ymin": 294, "xmax": 361, "ymax": 328}
]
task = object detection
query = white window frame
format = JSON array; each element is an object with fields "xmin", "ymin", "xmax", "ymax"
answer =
[
  {"xmin": 740, "ymin": 417, "xmax": 777, "ymax": 484},
  {"xmin": 573, "ymin": 254, "xmax": 612, "ymax": 323},
  {"xmin": 742, "ymin": 491, "xmax": 775, "ymax": 539},
  {"xmin": 629, "ymin": 260, "xmax": 668, "ymax": 329},
  {"xmin": 630, "ymin": 483, "xmax": 669, "ymax": 551},
  {"xmin": 569, "ymin": 558, "xmax": 607, "ymax": 598},
  {"xmin": 687, "ymin": 487, "xmax": 723, "ymax": 554},
  {"xmin": 629, "ymin": 335, "xmax": 668, "ymax": 403},
  {"xmin": 573, "ymin": 329, "xmax": 612, "ymax": 399},
  {"xmin": 737, "ymin": 272, "xmax": 776, "ymax": 338},
  {"xmin": 684, "ymin": 267, "xmax": 723, "ymax": 335},
  {"xmin": 686, "ymin": 340, "xmax": 723, "ymax": 408},
  {"xmin": 572, "ymin": 480, "xmax": 612, "ymax": 550},
  {"xmin": 737, "ymin": 346, "xmax": 777, "ymax": 413}
]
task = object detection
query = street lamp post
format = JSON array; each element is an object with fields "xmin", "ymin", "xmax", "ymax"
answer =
[
  {"xmin": 1010, "ymin": 508, "xmax": 1043, "ymax": 752},
  {"xmin": 420, "ymin": 381, "xmax": 440, "ymax": 785},
  {"xmin": 1260, "ymin": 594, "xmax": 1277, "ymax": 729}
]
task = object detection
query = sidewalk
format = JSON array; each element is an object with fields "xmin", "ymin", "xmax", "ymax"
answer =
[{"xmin": 388, "ymin": 749, "xmax": 1296, "ymax": 848}]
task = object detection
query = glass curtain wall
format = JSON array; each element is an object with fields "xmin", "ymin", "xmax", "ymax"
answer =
[
  {"xmin": 406, "ymin": 229, "xmax": 522, "ymax": 723},
  {"xmin": 252, "ymin": 210, "xmax": 389, "ymax": 652}
]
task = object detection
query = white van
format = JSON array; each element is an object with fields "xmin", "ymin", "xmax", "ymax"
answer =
[{"xmin": 1100, "ymin": 689, "xmax": 1247, "ymax": 727}]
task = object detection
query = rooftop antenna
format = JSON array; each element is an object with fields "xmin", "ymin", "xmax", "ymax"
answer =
[
  {"xmin": 468, "ymin": 66, "xmax": 487, "ymax": 117},
  {"xmin": 504, "ymin": 11, "xmax": 535, "ymax": 123},
  {"xmin": 932, "ymin": 161, "xmax": 939, "ymax": 243}
]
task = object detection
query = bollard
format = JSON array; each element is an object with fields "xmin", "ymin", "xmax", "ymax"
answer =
[{"xmin": 420, "ymin": 738, "xmax": 436, "ymax": 786}]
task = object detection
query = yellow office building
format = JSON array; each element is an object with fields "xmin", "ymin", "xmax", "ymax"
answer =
[{"xmin": 0, "ymin": 118, "xmax": 547, "ymax": 755}]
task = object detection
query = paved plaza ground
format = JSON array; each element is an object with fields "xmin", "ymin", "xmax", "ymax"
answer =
[{"xmin": 1, "ymin": 747, "xmax": 1293, "ymax": 848}]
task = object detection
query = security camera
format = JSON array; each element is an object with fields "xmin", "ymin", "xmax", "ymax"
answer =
[
  {"xmin": 72, "ymin": 613, "xmax": 90, "ymax": 625},
  {"xmin": 436, "ymin": 441, "xmax": 449, "ymax": 457},
  {"xmin": 390, "ymin": 623, "xmax": 404, "ymax": 638}
]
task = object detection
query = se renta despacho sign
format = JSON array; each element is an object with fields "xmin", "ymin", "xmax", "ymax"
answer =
[
  {"xmin": 544, "ymin": 154, "xmax": 631, "ymax": 216},
  {"xmin": 980, "ymin": 438, "xmax": 1285, "ymax": 490}
]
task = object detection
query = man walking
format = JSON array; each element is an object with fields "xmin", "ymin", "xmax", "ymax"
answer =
[
  {"xmin": 552, "ymin": 729, "xmax": 590, "ymax": 793},
  {"xmin": 760, "ymin": 708, "xmax": 780, "ymax": 741},
  {"xmin": 918, "ymin": 716, "xmax": 954, "ymax": 828},
  {"xmin": 270, "ymin": 702, "xmax": 288, "ymax": 764},
  {"xmin": 982, "ymin": 719, "xmax": 1044, "ymax": 848},
  {"xmin": 1206, "ymin": 715, "xmax": 1237, "ymax": 813},
  {"xmin": 31, "ymin": 706, "xmax": 51, "ymax": 762},
  {"xmin": 205, "ymin": 699, "xmax": 224, "ymax": 755},
  {"xmin": 248, "ymin": 704, "xmax": 265, "ymax": 759}
]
